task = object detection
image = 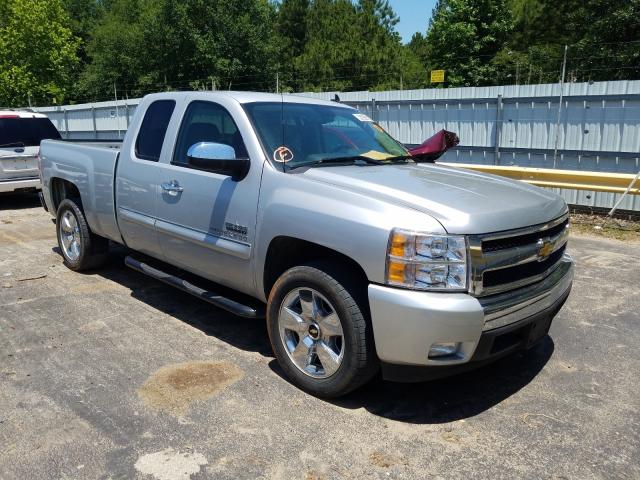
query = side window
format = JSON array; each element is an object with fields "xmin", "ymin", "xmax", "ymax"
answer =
[
  {"xmin": 135, "ymin": 100, "xmax": 176, "ymax": 161},
  {"xmin": 172, "ymin": 101, "xmax": 248, "ymax": 166}
]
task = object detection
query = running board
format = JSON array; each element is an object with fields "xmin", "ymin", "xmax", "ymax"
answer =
[{"xmin": 125, "ymin": 255, "xmax": 264, "ymax": 318}]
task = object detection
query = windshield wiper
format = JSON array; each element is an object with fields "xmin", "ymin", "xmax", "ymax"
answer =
[
  {"xmin": 0, "ymin": 142, "xmax": 25, "ymax": 148},
  {"xmin": 384, "ymin": 154, "xmax": 414, "ymax": 163},
  {"xmin": 288, "ymin": 155, "xmax": 384, "ymax": 170},
  {"xmin": 288, "ymin": 154, "xmax": 414, "ymax": 171}
]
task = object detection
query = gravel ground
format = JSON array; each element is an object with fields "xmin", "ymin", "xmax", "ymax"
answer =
[{"xmin": 1, "ymin": 194, "xmax": 638, "ymax": 480}]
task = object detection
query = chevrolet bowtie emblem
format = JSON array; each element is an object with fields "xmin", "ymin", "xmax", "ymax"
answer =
[{"xmin": 536, "ymin": 237, "xmax": 554, "ymax": 261}]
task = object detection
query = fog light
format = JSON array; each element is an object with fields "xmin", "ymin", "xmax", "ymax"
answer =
[{"xmin": 428, "ymin": 342, "xmax": 460, "ymax": 359}]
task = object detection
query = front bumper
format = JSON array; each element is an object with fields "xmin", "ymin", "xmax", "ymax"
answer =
[
  {"xmin": 0, "ymin": 177, "xmax": 41, "ymax": 193},
  {"xmin": 368, "ymin": 254, "xmax": 573, "ymax": 379}
]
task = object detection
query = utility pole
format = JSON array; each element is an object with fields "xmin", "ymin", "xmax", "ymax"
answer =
[
  {"xmin": 553, "ymin": 45, "xmax": 568, "ymax": 168},
  {"xmin": 400, "ymin": 75, "xmax": 403, "ymax": 91},
  {"xmin": 515, "ymin": 63, "xmax": 520, "ymax": 85},
  {"xmin": 276, "ymin": 72, "xmax": 279, "ymax": 94}
]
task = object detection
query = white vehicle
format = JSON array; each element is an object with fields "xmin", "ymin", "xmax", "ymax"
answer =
[{"xmin": 0, "ymin": 110, "xmax": 61, "ymax": 193}]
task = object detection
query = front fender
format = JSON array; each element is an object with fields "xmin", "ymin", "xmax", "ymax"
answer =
[{"xmin": 253, "ymin": 166, "xmax": 445, "ymax": 300}]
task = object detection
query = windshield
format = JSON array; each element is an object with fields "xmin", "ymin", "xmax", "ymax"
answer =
[
  {"xmin": 243, "ymin": 102, "xmax": 408, "ymax": 169},
  {"xmin": 0, "ymin": 117, "xmax": 61, "ymax": 147}
]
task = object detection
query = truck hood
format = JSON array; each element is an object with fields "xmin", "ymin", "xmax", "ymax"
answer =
[{"xmin": 302, "ymin": 163, "xmax": 567, "ymax": 234}]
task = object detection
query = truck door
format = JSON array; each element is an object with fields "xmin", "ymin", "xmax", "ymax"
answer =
[
  {"xmin": 154, "ymin": 99, "xmax": 260, "ymax": 295},
  {"xmin": 116, "ymin": 99, "xmax": 175, "ymax": 258}
]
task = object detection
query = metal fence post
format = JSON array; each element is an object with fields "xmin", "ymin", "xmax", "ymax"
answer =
[
  {"xmin": 63, "ymin": 108, "xmax": 69, "ymax": 139},
  {"xmin": 494, "ymin": 95, "xmax": 503, "ymax": 165},
  {"xmin": 553, "ymin": 45, "xmax": 569, "ymax": 169},
  {"xmin": 91, "ymin": 106, "xmax": 98, "ymax": 139},
  {"xmin": 371, "ymin": 98, "xmax": 377, "ymax": 122}
]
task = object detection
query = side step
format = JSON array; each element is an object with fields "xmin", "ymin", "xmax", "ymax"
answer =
[{"xmin": 125, "ymin": 255, "xmax": 265, "ymax": 318}]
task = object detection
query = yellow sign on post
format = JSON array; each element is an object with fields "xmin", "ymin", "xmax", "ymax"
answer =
[{"xmin": 430, "ymin": 70, "xmax": 445, "ymax": 83}]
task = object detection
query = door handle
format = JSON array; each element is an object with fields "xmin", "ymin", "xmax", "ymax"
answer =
[{"xmin": 161, "ymin": 180, "xmax": 184, "ymax": 196}]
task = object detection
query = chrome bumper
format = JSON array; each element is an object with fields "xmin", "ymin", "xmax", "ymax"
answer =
[
  {"xmin": 479, "ymin": 254, "xmax": 573, "ymax": 331},
  {"xmin": 0, "ymin": 177, "xmax": 40, "ymax": 193},
  {"xmin": 368, "ymin": 254, "xmax": 573, "ymax": 367}
]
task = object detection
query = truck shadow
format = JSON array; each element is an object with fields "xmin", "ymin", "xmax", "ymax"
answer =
[
  {"xmin": 0, "ymin": 192, "xmax": 41, "ymax": 210},
  {"xmin": 326, "ymin": 337, "xmax": 554, "ymax": 423},
  {"xmin": 62, "ymin": 246, "xmax": 273, "ymax": 357},
  {"xmin": 62, "ymin": 246, "xmax": 554, "ymax": 424}
]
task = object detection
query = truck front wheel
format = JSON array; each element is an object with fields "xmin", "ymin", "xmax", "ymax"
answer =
[
  {"xmin": 267, "ymin": 262, "xmax": 378, "ymax": 398},
  {"xmin": 56, "ymin": 198, "xmax": 108, "ymax": 271}
]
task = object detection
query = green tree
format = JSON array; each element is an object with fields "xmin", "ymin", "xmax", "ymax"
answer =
[
  {"xmin": 287, "ymin": 0, "xmax": 358, "ymax": 91},
  {"xmin": 573, "ymin": 0, "xmax": 640, "ymax": 81},
  {"xmin": 63, "ymin": 0, "xmax": 106, "ymax": 64},
  {"xmin": 354, "ymin": 0, "xmax": 402, "ymax": 89},
  {"xmin": 276, "ymin": 0, "xmax": 310, "ymax": 91},
  {"xmin": 281, "ymin": 0, "xmax": 413, "ymax": 92},
  {"xmin": 77, "ymin": 0, "xmax": 143, "ymax": 100},
  {"xmin": 422, "ymin": 0, "xmax": 514, "ymax": 87},
  {"xmin": 80, "ymin": 0, "xmax": 279, "ymax": 100},
  {"xmin": 407, "ymin": 32, "xmax": 429, "ymax": 67},
  {"xmin": 507, "ymin": 0, "xmax": 640, "ymax": 83},
  {"xmin": 0, "ymin": 0, "xmax": 80, "ymax": 107}
]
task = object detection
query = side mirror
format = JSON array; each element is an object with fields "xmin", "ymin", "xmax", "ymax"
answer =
[{"xmin": 186, "ymin": 142, "xmax": 249, "ymax": 181}]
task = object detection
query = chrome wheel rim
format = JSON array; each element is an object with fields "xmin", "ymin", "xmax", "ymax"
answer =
[
  {"xmin": 60, "ymin": 210, "xmax": 81, "ymax": 261},
  {"xmin": 278, "ymin": 287, "xmax": 345, "ymax": 379}
]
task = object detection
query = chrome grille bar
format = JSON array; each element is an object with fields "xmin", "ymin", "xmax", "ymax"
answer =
[{"xmin": 469, "ymin": 213, "xmax": 570, "ymax": 297}]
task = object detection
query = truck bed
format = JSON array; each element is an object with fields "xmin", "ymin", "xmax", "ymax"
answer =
[
  {"xmin": 40, "ymin": 139, "xmax": 123, "ymax": 243},
  {"xmin": 62, "ymin": 139, "xmax": 123, "ymax": 149}
]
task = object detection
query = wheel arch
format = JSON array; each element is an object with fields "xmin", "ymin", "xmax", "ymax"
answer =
[
  {"xmin": 262, "ymin": 236, "xmax": 370, "ymax": 303},
  {"xmin": 50, "ymin": 177, "xmax": 82, "ymax": 212}
]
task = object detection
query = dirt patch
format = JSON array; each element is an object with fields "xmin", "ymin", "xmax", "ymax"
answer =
[
  {"xmin": 441, "ymin": 430, "xmax": 464, "ymax": 444},
  {"xmin": 138, "ymin": 361, "xmax": 244, "ymax": 416},
  {"xmin": 369, "ymin": 450, "xmax": 405, "ymax": 469},
  {"xmin": 304, "ymin": 471, "xmax": 327, "ymax": 480}
]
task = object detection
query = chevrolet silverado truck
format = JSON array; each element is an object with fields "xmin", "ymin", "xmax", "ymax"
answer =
[{"xmin": 39, "ymin": 92, "xmax": 573, "ymax": 398}]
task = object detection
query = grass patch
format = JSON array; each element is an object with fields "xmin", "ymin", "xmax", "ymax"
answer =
[{"xmin": 570, "ymin": 213, "xmax": 640, "ymax": 242}]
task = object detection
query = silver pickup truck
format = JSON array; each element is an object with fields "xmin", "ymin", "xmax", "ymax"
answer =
[{"xmin": 39, "ymin": 92, "xmax": 573, "ymax": 397}]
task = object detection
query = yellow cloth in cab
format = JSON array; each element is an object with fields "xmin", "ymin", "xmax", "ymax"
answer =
[{"xmin": 360, "ymin": 150, "xmax": 393, "ymax": 160}]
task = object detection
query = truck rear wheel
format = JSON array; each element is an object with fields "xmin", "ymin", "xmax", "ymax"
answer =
[
  {"xmin": 267, "ymin": 262, "xmax": 378, "ymax": 398},
  {"xmin": 56, "ymin": 198, "xmax": 108, "ymax": 271}
]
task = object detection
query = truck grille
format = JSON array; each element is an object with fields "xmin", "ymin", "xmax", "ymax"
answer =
[{"xmin": 469, "ymin": 214, "xmax": 570, "ymax": 297}]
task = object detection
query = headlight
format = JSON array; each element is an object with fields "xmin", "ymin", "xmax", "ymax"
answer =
[{"xmin": 386, "ymin": 229, "xmax": 468, "ymax": 291}]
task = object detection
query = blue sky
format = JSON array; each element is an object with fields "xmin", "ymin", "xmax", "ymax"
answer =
[{"xmin": 387, "ymin": 0, "xmax": 438, "ymax": 43}]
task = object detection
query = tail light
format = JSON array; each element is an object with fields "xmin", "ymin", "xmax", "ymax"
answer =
[{"xmin": 37, "ymin": 150, "xmax": 44, "ymax": 183}]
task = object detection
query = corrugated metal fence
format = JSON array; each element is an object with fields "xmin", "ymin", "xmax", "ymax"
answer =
[{"xmin": 34, "ymin": 80, "xmax": 640, "ymax": 211}]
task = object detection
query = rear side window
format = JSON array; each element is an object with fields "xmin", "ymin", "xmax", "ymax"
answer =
[
  {"xmin": 0, "ymin": 117, "xmax": 61, "ymax": 147},
  {"xmin": 135, "ymin": 100, "xmax": 176, "ymax": 161}
]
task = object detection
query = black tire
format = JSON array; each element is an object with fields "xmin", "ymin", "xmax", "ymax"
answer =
[
  {"xmin": 56, "ymin": 198, "xmax": 108, "ymax": 271},
  {"xmin": 267, "ymin": 261, "xmax": 378, "ymax": 398}
]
